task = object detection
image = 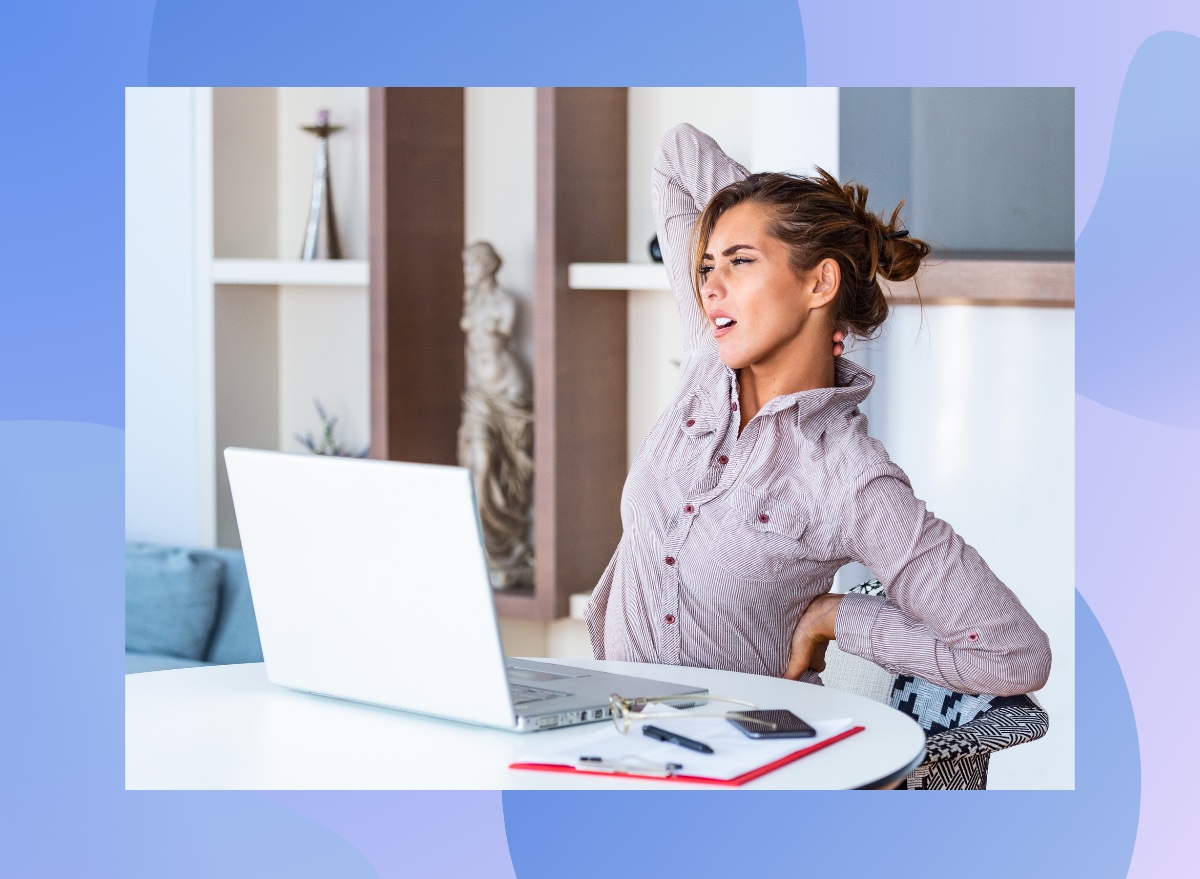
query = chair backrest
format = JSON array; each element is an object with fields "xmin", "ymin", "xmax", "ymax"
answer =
[
  {"xmin": 821, "ymin": 579, "xmax": 1048, "ymax": 790},
  {"xmin": 821, "ymin": 579, "xmax": 895, "ymax": 705},
  {"xmin": 821, "ymin": 639, "xmax": 894, "ymax": 704}
]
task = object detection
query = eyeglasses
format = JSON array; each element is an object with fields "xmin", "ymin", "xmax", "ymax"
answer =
[{"xmin": 609, "ymin": 692, "xmax": 778, "ymax": 734}]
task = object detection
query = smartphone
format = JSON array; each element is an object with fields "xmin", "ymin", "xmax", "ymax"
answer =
[{"xmin": 727, "ymin": 709, "xmax": 816, "ymax": 738}]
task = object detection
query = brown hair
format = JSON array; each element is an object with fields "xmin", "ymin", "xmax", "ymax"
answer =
[{"xmin": 691, "ymin": 169, "xmax": 930, "ymax": 340}]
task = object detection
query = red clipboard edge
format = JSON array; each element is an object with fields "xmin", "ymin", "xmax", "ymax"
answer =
[{"xmin": 510, "ymin": 724, "xmax": 866, "ymax": 787}]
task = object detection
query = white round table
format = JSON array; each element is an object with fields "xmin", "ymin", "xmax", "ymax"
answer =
[{"xmin": 125, "ymin": 659, "xmax": 925, "ymax": 789}]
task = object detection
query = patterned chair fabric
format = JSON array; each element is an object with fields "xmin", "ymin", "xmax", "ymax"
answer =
[{"xmin": 843, "ymin": 580, "xmax": 1049, "ymax": 790}]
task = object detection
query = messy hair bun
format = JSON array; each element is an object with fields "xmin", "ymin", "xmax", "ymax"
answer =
[{"xmin": 693, "ymin": 168, "xmax": 931, "ymax": 340}]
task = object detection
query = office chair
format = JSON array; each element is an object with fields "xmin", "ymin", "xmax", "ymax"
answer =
[{"xmin": 821, "ymin": 580, "xmax": 1050, "ymax": 790}]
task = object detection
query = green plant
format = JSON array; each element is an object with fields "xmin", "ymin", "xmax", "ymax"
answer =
[{"xmin": 294, "ymin": 399, "xmax": 369, "ymax": 458}]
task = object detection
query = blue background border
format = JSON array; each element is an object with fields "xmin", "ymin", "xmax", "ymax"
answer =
[{"xmin": 4, "ymin": 2, "xmax": 1197, "ymax": 875}]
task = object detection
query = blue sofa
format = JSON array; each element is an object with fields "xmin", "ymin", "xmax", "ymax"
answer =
[{"xmin": 125, "ymin": 542, "xmax": 264, "ymax": 673}]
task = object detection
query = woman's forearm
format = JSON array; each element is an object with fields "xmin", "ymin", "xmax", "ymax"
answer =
[{"xmin": 835, "ymin": 464, "xmax": 1052, "ymax": 696}]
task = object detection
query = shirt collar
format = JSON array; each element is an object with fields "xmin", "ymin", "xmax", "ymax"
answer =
[{"xmin": 724, "ymin": 357, "xmax": 876, "ymax": 441}]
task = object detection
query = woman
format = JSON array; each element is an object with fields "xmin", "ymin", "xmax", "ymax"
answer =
[{"xmin": 585, "ymin": 124, "xmax": 1050, "ymax": 697}]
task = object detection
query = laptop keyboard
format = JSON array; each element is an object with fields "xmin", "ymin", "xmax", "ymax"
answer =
[{"xmin": 509, "ymin": 683, "xmax": 564, "ymax": 705}]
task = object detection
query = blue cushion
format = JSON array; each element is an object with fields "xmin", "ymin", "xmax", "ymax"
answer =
[
  {"xmin": 125, "ymin": 544, "xmax": 223, "ymax": 660},
  {"xmin": 204, "ymin": 547, "xmax": 264, "ymax": 665}
]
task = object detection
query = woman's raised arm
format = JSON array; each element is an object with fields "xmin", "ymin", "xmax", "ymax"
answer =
[{"xmin": 652, "ymin": 123, "xmax": 749, "ymax": 351}]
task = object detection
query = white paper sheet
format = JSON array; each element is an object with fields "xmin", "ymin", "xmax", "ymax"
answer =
[{"xmin": 518, "ymin": 704, "xmax": 855, "ymax": 781}]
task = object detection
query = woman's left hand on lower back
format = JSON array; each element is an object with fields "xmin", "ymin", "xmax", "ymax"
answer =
[{"xmin": 783, "ymin": 593, "xmax": 844, "ymax": 680}]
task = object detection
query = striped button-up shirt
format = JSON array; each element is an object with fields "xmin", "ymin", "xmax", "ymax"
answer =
[{"xmin": 585, "ymin": 124, "xmax": 1051, "ymax": 697}]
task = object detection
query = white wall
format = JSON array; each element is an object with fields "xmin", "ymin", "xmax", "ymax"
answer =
[
  {"xmin": 465, "ymin": 88, "xmax": 537, "ymax": 372},
  {"xmin": 214, "ymin": 285, "xmax": 280, "ymax": 548},
  {"xmin": 212, "ymin": 88, "xmax": 276, "ymax": 259},
  {"xmin": 858, "ymin": 305, "xmax": 1075, "ymax": 789},
  {"xmin": 751, "ymin": 87, "xmax": 840, "ymax": 178},
  {"xmin": 125, "ymin": 87, "xmax": 214, "ymax": 547}
]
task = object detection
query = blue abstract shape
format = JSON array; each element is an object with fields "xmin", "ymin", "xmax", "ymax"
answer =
[
  {"xmin": 0, "ymin": 1, "xmax": 154, "ymax": 427},
  {"xmin": 146, "ymin": 1, "xmax": 806, "ymax": 85},
  {"xmin": 121, "ymin": 795, "xmax": 379, "ymax": 878},
  {"xmin": 1077, "ymin": 31, "xmax": 1200, "ymax": 427},
  {"xmin": 504, "ymin": 591, "xmax": 1137, "ymax": 878},
  {"xmin": 257, "ymin": 792, "xmax": 516, "ymax": 879},
  {"xmin": 0, "ymin": 421, "xmax": 377, "ymax": 877}
]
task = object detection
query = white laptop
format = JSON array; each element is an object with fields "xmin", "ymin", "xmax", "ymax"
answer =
[{"xmin": 223, "ymin": 447, "xmax": 705, "ymax": 732}]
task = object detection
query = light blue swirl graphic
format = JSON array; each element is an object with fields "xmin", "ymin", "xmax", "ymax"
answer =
[
  {"xmin": 1077, "ymin": 32, "xmax": 1200, "ymax": 428},
  {"xmin": 0, "ymin": 422, "xmax": 378, "ymax": 877},
  {"xmin": 3, "ymin": 0, "xmax": 1190, "ymax": 875}
]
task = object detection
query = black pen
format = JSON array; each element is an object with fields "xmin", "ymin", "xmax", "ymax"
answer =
[{"xmin": 642, "ymin": 725, "xmax": 714, "ymax": 754}]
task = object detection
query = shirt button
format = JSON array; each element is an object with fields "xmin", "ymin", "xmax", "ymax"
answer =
[
  {"xmin": 664, "ymin": 614, "xmax": 676, "ymax": 624},
  {"xmin": 731, "ymin": 401, "xmax": 738, "ymax": 412},
  {"xmin": 685, "ymin": 418, "xmax": 695, "ymax": 427},
  {"xmin": 758, "ymin": 513, "xmax": 770, "ymax": 524},
  {"xmin": 683, "ymin": 504, "xmax": 695, "ymax": 514},
  {"xmin": 718, "ymin": 455, "xmax": 729, "ymax": 465},
  {"xmin": 664, "ymin": 556, "xmax": 676, "ymax": 566},
  {"xmin": 967, "ymin": 632, "xmax": 979, "ymax": 642}
]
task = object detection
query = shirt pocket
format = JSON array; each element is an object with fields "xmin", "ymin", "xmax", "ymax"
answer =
[
  {"xmin": 714, "ymin": 487, "xmax": 807, "ymax": 582},
  {"xmin": 671, "ymin": 393, "xmax": 720, "ymax": 476}
]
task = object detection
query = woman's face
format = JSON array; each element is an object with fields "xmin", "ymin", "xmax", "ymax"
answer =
[{"xmin": 700, "ymin": 201, "xmax": 824, "ymax": 372}]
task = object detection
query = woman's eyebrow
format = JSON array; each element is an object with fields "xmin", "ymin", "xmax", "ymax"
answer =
[{"xmin": 701, "ymin": 244, "xmax": 760, "ymax": 260}]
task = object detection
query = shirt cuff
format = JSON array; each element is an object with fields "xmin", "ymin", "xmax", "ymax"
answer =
[{"xmin": 833, "ymin": 592, "xmax": 887, "ymax": 662}]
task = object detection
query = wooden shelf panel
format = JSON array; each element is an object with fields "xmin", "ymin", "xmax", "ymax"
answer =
[
  {"xmin": 368, "ymin": 88, "xmax": 465, "ymax": 467},
  {"xmin": 882, "ymin": 258, "xmax": 1074, "ymax": 308},
  {"xmin": 568, "ymin": 259, "xmax": 1075, "ymax": 308},
  {"xmin": 212, "ymin": 258, "xmax": 369, "ymax": 286},
  {"xmin": 532, "ymin": 87, "xmax": 628, "ymax": 621},
  {"xmin": 494, "ymin": 589, "xmax": 593, "ymax": 624}
]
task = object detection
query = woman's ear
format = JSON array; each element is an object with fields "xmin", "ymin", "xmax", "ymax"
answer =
[{"xmin": 808, "ymin": 258, "xmax": 840, "ymax": 310}]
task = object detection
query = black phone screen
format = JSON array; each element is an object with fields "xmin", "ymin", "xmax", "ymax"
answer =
[{"xmin": 727, "ymin": 709, "xmax": 817, "ymax": 738}]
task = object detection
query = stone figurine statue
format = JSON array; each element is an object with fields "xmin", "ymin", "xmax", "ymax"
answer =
[{"xmin": 457, "ymin": 242, "xmax": 535, "ymax": 589}]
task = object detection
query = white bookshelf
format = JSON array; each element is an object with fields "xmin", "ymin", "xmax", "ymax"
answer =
[
  {"xmin": 206, "ymin": 87, "xmax": 372, "ymax": 547},
  {"xmin": 212, "ymin": 258, "xmax": 369, "ymax": 287},
  {"xmin": 568, "ymin": 262, "xmax": 668, "ymax": 291}
]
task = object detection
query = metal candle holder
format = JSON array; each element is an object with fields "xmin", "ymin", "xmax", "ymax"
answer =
[{"xmin": 300, "ymin": 109, "xmax": 344, "ymax": 260}]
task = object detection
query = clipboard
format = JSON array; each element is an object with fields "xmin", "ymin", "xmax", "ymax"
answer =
[
  {"xmin": 511, "ymin": 724, "xmax": 865, "ymax": 786},
  {"xmin": 511, "ymin": 707, "xmax": 865, "ymax": 786}
]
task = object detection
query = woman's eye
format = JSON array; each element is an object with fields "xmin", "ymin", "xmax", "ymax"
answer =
[
  {"xmin": 731, "ymin": 257, "xmax": 753, "ymax": 266},
  {"xmin": 698, "ymin": 265, "xmax": 714, "ymax": 277}
]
